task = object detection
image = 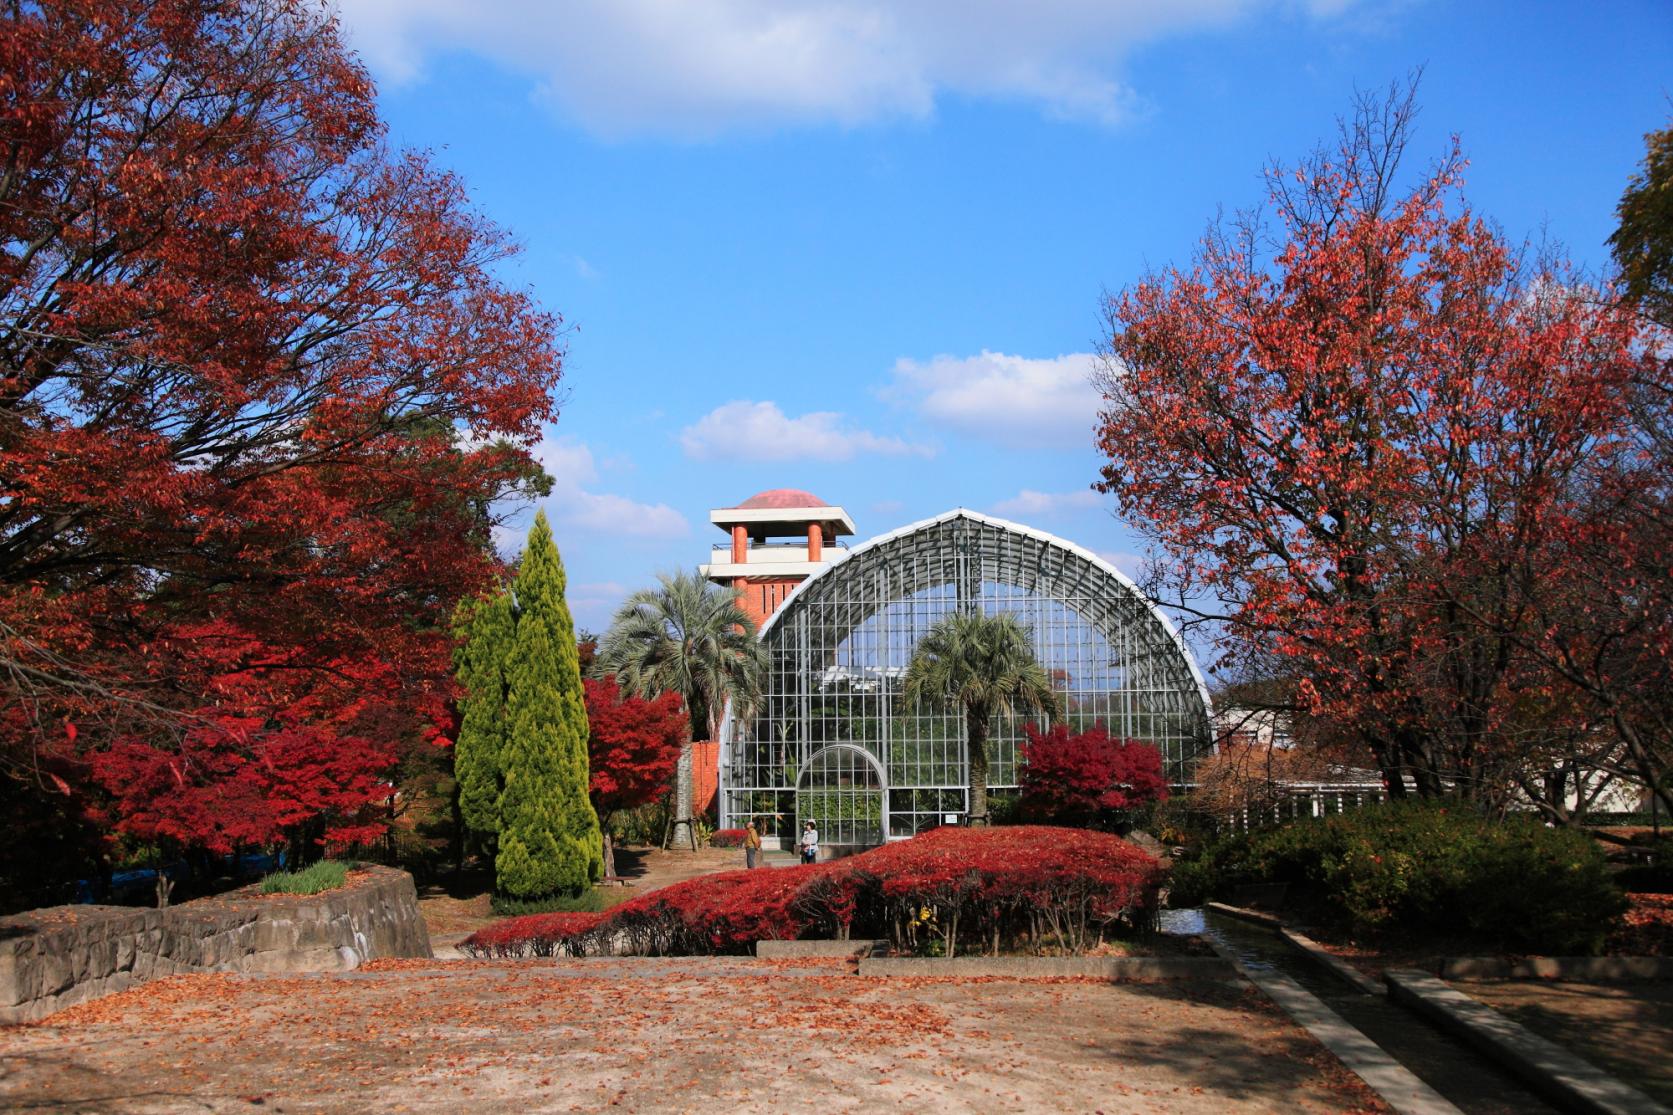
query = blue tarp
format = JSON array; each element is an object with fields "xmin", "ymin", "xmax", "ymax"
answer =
[{"xmin": 75, "ymin": 849, "xmax": 286, "ymax": 904}]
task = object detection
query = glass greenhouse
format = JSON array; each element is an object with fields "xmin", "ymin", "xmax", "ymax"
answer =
[{"xmin": 719, "ymin": 509, "xmax": 1212, "ymax": 849}]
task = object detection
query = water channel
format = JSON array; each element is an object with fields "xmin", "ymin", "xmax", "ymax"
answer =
[{"xmin": 1160, "ymin": 908, "xmax": 1559, "ymax": 1114}]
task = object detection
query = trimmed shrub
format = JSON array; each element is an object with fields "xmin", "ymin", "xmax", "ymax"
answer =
[
  {"xmin": 260, "ymin": 860, "xmax": 349, "ymax": 895},
  {"xmin": 489, "ymin": 888, "xmax": 605, "ymax": 917},
  {"xmin": 462, "ymin": 825, "xmax": 1163, "ymax": 959},
  {"xmin": 1170, "ymin": 803, "xmax": 1627, "ymax": 954},
  {"xmin": 462, "ymin": 911, "xmax": 608, "ymax": 958},
  {"xmin": 710, "ymin": 828, "xmax": 748, "ymax": 848},
  {"xmin": 848, "ymin": 825, "xmax": 1162, "ymax": 955}
]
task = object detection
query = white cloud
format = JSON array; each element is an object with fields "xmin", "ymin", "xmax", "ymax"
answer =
[
  {"xmin": 533, "ymin": 437, "xmax": 690, "ymax": 538},
  {"xmin": 568, "ymin": 580, "xmax": 628, "ymax": 624},
  {"xmin": 887, "ymin": 350, "xmax": 1103, "ymax": 448},
  {"xmin": 680, "ymin": 400, "xmax": 931, "ymax": 462},
  {"xmin": 989, "ymin": 488, "xmax": 1101, "ymax": 519},
  {"xmin": 1095, "ymin": 549, "xmax": 1147, "ymax": 580},
  {"xmin": 333, "ymin": 0, "xmax": 1357, "ymax": 138}
]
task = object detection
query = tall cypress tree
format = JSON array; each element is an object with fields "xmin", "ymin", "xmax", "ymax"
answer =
[
  {"xmin": 452, "ymin": 590, "xmax": 513, "ymax": 843},
  {"xmin": 496, "ymin": 511, "xmax": 603, "ymax": 897}
]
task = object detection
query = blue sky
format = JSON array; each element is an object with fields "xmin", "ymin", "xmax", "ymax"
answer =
[{"xmin": 333, "ymin": 0, "xmax": 1672, "ymax": 639}]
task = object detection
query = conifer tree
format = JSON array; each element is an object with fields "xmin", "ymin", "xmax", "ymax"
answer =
[
  {"xmin": 496, "ymin": 512, "xmax": 603, "ymax": 896},
  {"xmin": 452, "ymin": 591, "xmax": 514, "ymax": 842}
]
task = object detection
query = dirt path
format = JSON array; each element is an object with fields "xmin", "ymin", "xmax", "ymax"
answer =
[
  {"xmin": 417, "ymin": 845, "xmax": 763, "ymax": 952},
  {"xmin": 0, "ymin": 960, "xmax": 1388, "ymax": 1114}
]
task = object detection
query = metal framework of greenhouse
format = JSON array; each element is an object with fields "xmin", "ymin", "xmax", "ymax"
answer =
[{"xmin": 719, "ymin": 509, "xmax": 1213, "ymax": 850}]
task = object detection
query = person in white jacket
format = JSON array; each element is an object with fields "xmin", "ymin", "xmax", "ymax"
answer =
[{"xmin": 799, "ymin": 820, "xmax": 819, "ymax": 864}]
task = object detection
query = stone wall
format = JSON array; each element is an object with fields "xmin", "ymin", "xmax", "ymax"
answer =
[{"xmin": 0, "ymin": 865, "xmax": 431, "ymax": 1024}]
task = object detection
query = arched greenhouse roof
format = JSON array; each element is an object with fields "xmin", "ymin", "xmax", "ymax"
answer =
[
  {"xmin": 759, "ymin": 508, "xmax": 1212, "ymax": 714},
  {"xmin": 722, "ymin": 509, "xmax": 1214, "ymax": 844}
]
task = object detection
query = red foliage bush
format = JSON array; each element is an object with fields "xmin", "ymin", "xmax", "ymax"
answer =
[
  {"xmin": 709, "ymin": 828, "xmax": 748, "ymax": 848},
  {"xmin": 460, "ymin": 911, "xmax": 608, "ymax": 958},
  {"xmin": 1018, "ymin": 723, "xmax": 1167, "ymax": 827},
  {"xmin": 850, "ymin": 825, "xmax": 1164, "ymax": 954},
  {"xmin": 472, "ymin": 825, "xmax": 1163, "ymax": 959}
]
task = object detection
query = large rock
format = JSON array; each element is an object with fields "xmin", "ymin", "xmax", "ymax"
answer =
[{"xmin": 0, "ymin": 865, "xmax": 430, "ymax": 1023}]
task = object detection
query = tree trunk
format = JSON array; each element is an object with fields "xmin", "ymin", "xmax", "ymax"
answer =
[
  {"xmin": 153, "ymin": 847, "xmax": 174, "ymax": 909},
  {"xmin": 601, "ymin": 829, "xmax": 617, "ymax": 880},
  {"xmin": 449, "ymin": 779, "xmax": 465, "ymax": 873},
  {"xmin": 967, "ymin": 707, "xmax": 990, "ymax": 826},
  {"xmin": 669, "ymin": 741, "xmax": 695, "ymax": 851}
]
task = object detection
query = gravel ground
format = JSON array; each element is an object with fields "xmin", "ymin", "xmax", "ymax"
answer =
[{"xmin": 0, "ymin": 959, "xmax": 1389, "ymax": 1114}]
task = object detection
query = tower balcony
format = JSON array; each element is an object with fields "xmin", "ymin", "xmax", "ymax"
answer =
[{"xmin": 701, "ymin": 542, "xmax": 847, "ymax": 581}]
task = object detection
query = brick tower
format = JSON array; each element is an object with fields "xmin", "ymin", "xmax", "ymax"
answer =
[{"xmin": 700, "ymin": 489, "xmax": 855, "ymax": 628}]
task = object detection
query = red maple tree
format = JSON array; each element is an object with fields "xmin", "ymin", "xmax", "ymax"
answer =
[
  {"xmin": 92, "ymin": 715, "xmax": 393, "ymax": 855},
  {"xmin": 0, "ymin": 0, "xmax": 563, "ymax": 885},
  {"xmin": 585, "ymin": 675, "xmax": 686, "ymax": 876},
  {"xmin": 1094, "ymin": 82, "xmax": 1657, "ymax": 803}
]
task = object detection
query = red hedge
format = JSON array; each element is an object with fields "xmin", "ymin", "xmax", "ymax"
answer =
[
  {"xmin": 709, "ymin": 827, "xmax": 748, "ymax": 848},
  {"xmin": 460, "ymin": 911, "xmax": 608, "ymax": 958},
  {"xmin": 463, "ymin": 826, "xmax": 1162, "ymax": 958}
]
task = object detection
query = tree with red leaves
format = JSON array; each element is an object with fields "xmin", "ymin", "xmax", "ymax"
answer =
[
  {"xmin": 585, "ymin": 675, "xmax": 686, "ymax": 878},
  {"xmin": 1018, "ymin": 723, "xmax": 1166, "ymax": 829},
  {"xmin": 92, "ymin": 715, "xmax": 392, "ymax": 857},
  {"xmin": 1094, "ymin": 81, "xmax": 1656, "ymax": 805},
  {"xmin": 0, "ymin": 0, "xmax": 563, "ymax": 889}
]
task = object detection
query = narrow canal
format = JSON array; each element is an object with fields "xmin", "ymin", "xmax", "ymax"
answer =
[{"xmin": 1161, "ymin": 909, "xmax": 1560, "ymax": 1114}]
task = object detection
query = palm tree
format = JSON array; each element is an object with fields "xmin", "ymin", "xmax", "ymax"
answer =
[
  {"xmin": 594, "ymin": 570, "xmax": 767, "ymax": 850},
  {"xmin": 901, "ymin": 611, "xmax": 1061, "ymax": 826}
]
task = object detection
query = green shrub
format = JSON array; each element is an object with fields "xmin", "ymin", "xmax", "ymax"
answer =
[
  {"xmin": 1170, "ymin": 803, "xmax": 1627, "ymax": 954},
  {"xmin": 610, "ymin": 799, "xmax": 671, "ymax": 846},
  {"xmin": 490, "ymin": 887, "xmax": 605, "ymax": 917},
  {"xmin": 260, "ymin": 860, "xmax": 350, "ymax": 895}
]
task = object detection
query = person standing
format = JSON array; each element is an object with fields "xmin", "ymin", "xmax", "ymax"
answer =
[
  {"xmin": 800, "ymin": 820, "xmax": 819, "ymax": 865},
  {"xmin": 743, "ymin": 821, "xmax": 761, "ymax": 869}
]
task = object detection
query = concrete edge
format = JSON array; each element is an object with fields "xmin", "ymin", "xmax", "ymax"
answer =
[
  {"xmin": 856, "ymin": 956, "xmax": 1238, "ymax": 981},
  {"xmin": 755, "ymin": 939, "xmax": 886, "ymax": 959},
  {"xmin": 1280, "ymin": 928, "xmax": 1386, "ymax": 996},
  {"xmin": 1384, "ymin": 969, "xmax": 1670, "ymax": 1115},
  {"xmin": 1436, "ymin": 956, "xmax": 1673, "ymax": 982},
  {"xmin": 1204, "ymin": 930, "xmax": 1465, "ymax": 1104},
  {"xmin": 1207, "ymin": 940, "xmax": 1461, "ymax": 1115},
  {"xmin": 1204, "ymin": 903, "xmax": 1670, "ymax": 986},
  {"xmin": 1204, "ymin": 901, "xmax": 1284, "ymax": 928},
  {"xmin": 1203, "ymin": 903, "xmax": 1383, "ymax": 996}
]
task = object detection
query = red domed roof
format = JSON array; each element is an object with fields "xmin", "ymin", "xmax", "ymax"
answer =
[{"xmin": 737, "ymin": 488, "xmax": 826, "ymax": 510}]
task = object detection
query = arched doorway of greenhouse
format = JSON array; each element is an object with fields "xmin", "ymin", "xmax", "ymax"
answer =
[{"xmin": 796, "ymin": 743, "xmax": 885, "ymax": 851}]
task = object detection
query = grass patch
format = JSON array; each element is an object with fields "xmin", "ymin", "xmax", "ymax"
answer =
[
  {"xmin": 490, "ymin": 888, "xmax": 605, "ymax": 917},
  {"xmin": 260, "ymin": 860, "xmax": 350, "ymax": 895}
]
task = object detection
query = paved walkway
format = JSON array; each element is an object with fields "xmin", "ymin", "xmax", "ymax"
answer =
[{"xmin": 1454, "ymin": 977, "xmax": 1673, "ymax": 1107}]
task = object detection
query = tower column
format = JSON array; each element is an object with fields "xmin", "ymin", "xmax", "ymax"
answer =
[
  {"xmin": 731, "ymin": 524, "xmax": 747, "ymax": 563},
  {"xmin": 806, "ymin": 522, "xmax": 822, "ymax": 562}
]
